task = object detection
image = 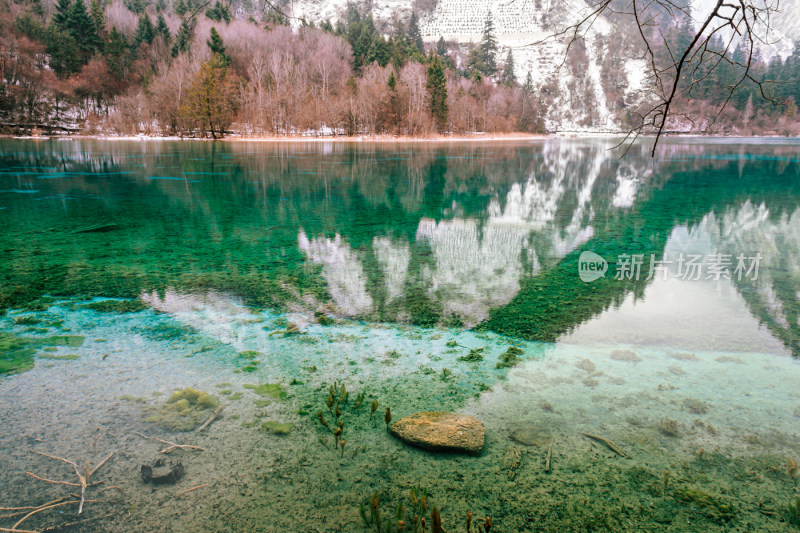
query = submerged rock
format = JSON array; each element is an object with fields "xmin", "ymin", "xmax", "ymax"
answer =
[
  {"xmin": 141, "ymin": 459, "xmax": 184, "ymax": 485},
  {"xmin": 389, "ymin": 411, "xmax": 484, "ymax": 455}
]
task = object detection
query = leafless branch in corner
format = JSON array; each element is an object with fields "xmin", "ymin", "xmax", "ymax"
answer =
[{"xmin": 512, "ymin": 0, "xmax": 786, "ymax": 155}]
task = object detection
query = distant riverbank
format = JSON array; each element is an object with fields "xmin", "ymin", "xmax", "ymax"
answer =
[{"xmin": 2, "ymin": 132, "xmax": 549, "ymax": 142}]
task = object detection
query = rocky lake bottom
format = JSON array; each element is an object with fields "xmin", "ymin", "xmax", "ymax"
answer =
[{"xmin": 1, "ymin": 292, "xmax": 799, "ymax": 532}]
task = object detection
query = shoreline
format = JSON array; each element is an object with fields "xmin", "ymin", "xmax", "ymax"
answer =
[
  {"xmin": 4, "ymin": 132, "xmax": 550, "ymax": 142},
  {"xmin": 4, "ymin": 132, "xmax": 799, "ymax": 143}
]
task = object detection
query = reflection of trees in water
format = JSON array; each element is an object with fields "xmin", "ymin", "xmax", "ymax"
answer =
[
  {"xmin": 678, "ymin": 202, "xmax": 800, "ymax": 355},
  {"xmin": 485, "ymin": 147, "xmax": 800, "ymax": 356},
  {"xmin": 2, "ymin": 139, "xmax": 800, "ymax": 354}
]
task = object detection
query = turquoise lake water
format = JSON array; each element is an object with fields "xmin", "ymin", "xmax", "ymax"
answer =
[{"xmin": 1, "ymin": 138, "xmax": 799, "ymax": 532}]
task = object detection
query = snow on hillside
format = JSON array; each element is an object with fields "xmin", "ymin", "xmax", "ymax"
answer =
[
  {"xmin": 290, "ymin": 0, "xmax": 647, "ymax": 132},
  {"xmin": 417, "ymin": 0, "xmax": 636, "ymax": 131},
  {"xmin": 290, "ymin": 0, "xmax": 414, "ymax": 25},
  {"xmin": 691, "ymin": 0, "xmax": 800, "ymax": 59}
]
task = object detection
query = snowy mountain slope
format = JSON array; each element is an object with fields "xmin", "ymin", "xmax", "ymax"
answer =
[
  {"xmin": 289, "ymin": 0, "xmax": 796, "ymax": 132},
  {"xmin": 691, "ymin": 0, "xmax": 800, "ymax": 59}
]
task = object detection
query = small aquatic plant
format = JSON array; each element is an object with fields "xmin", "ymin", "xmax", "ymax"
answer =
[
  {"xmin": 0, "ymin": 332, "xmax": 36, "ymax": 374},
  {"xmin": 458, "ymin": 347, "xmax": 484, "ymax": 362},
  {"xmin": 244, "ymin": 383, "xmax": 287, "ymax": 399},
  {"xmin": 675, "ymin": 488, "xmax": 735, "ymax": 523},
  {"xmin": 40, "ymin": 335, "xmax": 85, "ymax": 347},
  {"xmin": 785, "ymin": 497, "xmax": 800, "ymax": 527},
  {"xmin": 658, "ymin": 418, "xmax": 680, "ymax": 437},
  {"xmin": 354, "ymin": 391, "xmax": 366, "ymax": 410},
  {"xmin": 260, "ymin": 420, "xmax": 294, "ymax": 435},
  {"xmin": 144, "ymin": 387, "xmax": 220, "ymax": 431},
  {"xmin": 314, "ymin": 310, "xmax": 334, "ymax": 325},
  {"xmin": 13, "ymin": 315, "xmax": 41, "ymax": 325},
  {"xmin": 496, "ymin": 346, "xmax": 524, "ymax": 368}
]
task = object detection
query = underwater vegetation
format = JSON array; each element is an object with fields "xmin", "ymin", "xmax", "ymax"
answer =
[
  {"xmin": 82, "ymin": 299, "xmax": 148, "ymax": 313},
  {"xmin": 0, "ymin": 332, "xmax": 85, "ymax": 374},
  {"xmin": 675, "ymin": 488, "xmax": 735, "ymax": 523},
  {"xmin": 38, "ymin": 335, "xmax": 84, "ymax": 347},
  {"xmin": 260, "ymin": 421, "xmax": 295, "ymax": 435},
  {"xmin": 244, "ymin": 383, "xmax": 287, "ymax": 400},
  {"xmin": 360, "ymin": 487, "xmax": 492, "ymax": 533},
  {"xmin": 786, "ymin": 497, "xmax": 800, "ymax": 528},
  {"xmin": 0, "ymin": 331, "xmax": 36, "ymax": 374},
  {"xmin": 496, "ymin": 346, "xmax": 524, "ymax": 368},
  {"xmin": 144, "ymin": 387, "xmax": 220, "ymax": 431},
  {"xmin": 12, "ymin": 315, "xmax": 41, "ymax": 325},
  {"xmin": 458, "ymin": 347, "xmax": 484, "ymax": 362},
  {"xmin": 38, "ymin": 353, "xmax": 80, "ymax": 360},
  {"xmin": 314, "ymin": 382, "xmax": 382, "ymax": 458},
  {"xmin": 134, "ymin": 322, "xmax": 197, "ymax": 341}
]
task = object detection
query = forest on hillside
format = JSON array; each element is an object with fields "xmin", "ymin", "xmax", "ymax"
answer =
[
  {"xmin": 0, "ymin": 0, "xmax": 540, "ymax": 136},
  {"xmin": 0, "ymin": 0, "xmax": 799, "ymax": 137}
]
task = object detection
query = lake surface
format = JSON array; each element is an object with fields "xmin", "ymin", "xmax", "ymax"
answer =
[{"xmin": 1, "ymin": 138, "xmax": 799, "ymax": 532}]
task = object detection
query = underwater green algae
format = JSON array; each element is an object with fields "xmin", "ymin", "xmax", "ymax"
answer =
[
  {"xmin": 0, "ymin": 332, "xmax": 36, "ymax": 374},
  {"xmin": 82, "ymin": 299, "xmax": 147, "ymax": 313},
  {"xmin": 244, "ymin": 383, "xmax": 287, "ymax": 399},
  {"xmin": 144, "ymin": 387, "xmax": 220, "ymax": 431},
  {"xmin": 134, "ymin": 323, "xmax": 197, "ymax": 341},
  {"xmin": 38, "ymin": 353, "xmax": 80, "ymax": 360},
  {"xmin": 39, "ymin": 335, "xmax": 85, "ymax": 347},
  {"xmin": 259, "ymin": 421, "xmax": 294, "ymax": 435},
  {"xmin": 496, "ymin": 346, "xmax": 524, "ymax": 368},
  {"xmin": 0, "ymin": 332, "xmax": 85, "ymax": 374}
]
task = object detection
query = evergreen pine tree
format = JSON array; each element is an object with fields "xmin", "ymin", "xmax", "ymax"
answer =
[
  {"xmin": 367, "ymin": 37, "xmax": 391, "ymax": 67},
  {"xmin": 46, "ymin": 27, "xmax": 82, "ymax": 77},
  {"xmin": 436, "ymin": 36, "xmax": 448, "ymax": 58},
  {"xmin": 171, "ymin": 18, "xmax": 194, "ymax": 56},
  {"xmin": 501, "ymin": 48, "xmax": 516, "ymax": 85},
  {"xmin": 132, "ymin": 14, "xmax": 155, "ymax": 51},
  {"xmin": 156, "ymin": 13, "xmax": 170, "ymax": 44},
  {"xmin": 467, "ymin": 46, "xmax": 485, "ymax": 79},
  {"xmin": 206, "ymin": 1, "xmax": 231, "ymax": 23},
  {"xmin": 68, "ymin": 0, "xmax": 102, "ymax": 62},
  {"xmin": 407, "ymin": 11, "xmax": 424, "ymax": 55},
  {"xmin": 387, "ymin": 70, "xmax": 396, "ymax": 90},
  {"xmin": 787, "ymin": 43, "xmax": 800, "ymax": 107},
  {"xmin": 519, "ymin": 70, "xmax": 536, "ymax": 131},
  {"xmin": 52, "ymin": 0, "xmax": 73, "ymax": 30},
  {"xmin": 480, "ymin": 12, "xmax": 498, "ymax": 76},
  {"xmin": 207, "ymin": 27, "xmax": 230, "ymax": 66},
  {"xmin": 174, "ymin": 0, "xmax": 187, "ymax": 16},
  {"xmin": 426, "ymin": 52, "xmax": 448, "ymax": 133},
  {"xmin": 105, "ymin": 25, "xmax": 130, "ymax": 79},
  {"xmin": 523, "ymin": 70, "xmax": 534, "ymax": 93},
  {"xmin": 90, "ymin": 0, "xmax": 105, "ymax": 36}
]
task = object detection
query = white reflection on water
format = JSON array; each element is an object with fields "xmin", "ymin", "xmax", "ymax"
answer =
[
  {"xmin": 298, "ymin": 230, "xmax": 373, "ymax": 316},
  {"xmin": 416, "ymin": 218, "xmax": 529, "ymax": 325},
  {"xmin": 373, "ymin": 236, "xmax": 410, "ymax": 303}
]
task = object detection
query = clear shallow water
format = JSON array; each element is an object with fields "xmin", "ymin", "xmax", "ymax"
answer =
[{"xmin": 1, "ymin": 138, "xmax": 800, "ymax": 532}]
